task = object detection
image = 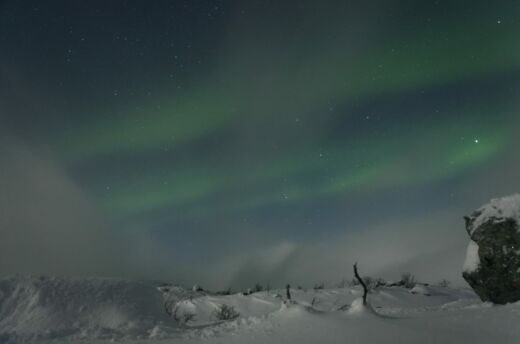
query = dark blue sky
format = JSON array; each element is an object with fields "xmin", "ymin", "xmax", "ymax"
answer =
[{"xmin": 1, "ymin": 0, "xmax": 519, "ymax": 288}]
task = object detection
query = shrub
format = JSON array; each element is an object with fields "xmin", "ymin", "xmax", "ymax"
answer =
[
  {"xmin": 215, "ymin": 288, "xmax": 233, "ymax": 295},
  {"xmin": 375, "ymin": 278, "xmax": 387, "ymax": 288},
  {"xmin": 356, "ymin": 276, "xmax": 386, "ymax": 290},
  {"xmin": 213, "ymin": 304, "xmax": 240, "ymax": 321},
  {"xmin": 349, "ymin": 278, "xmax": 360, "ymax": 286},
  {"xmin": 313, "ymin": 282, "xmax": 325, "ymax": 290},
  {"xmin": 437, "ymin": 279, "xmax": 451, "ymax": 288},
  {"xmin": 192, "ymin": 284, "xmax": 204, "ymax": 292},
  {"xmin": 401, "ymin": 273, "xmax": 416, "ymax": 289},
  {"xmin": 363, "ymin": 276, "xmax": 375, "ymax": 289},
  {"xmin": 336, "ymin": 279, "xmax": 347, "ymax": 288}
]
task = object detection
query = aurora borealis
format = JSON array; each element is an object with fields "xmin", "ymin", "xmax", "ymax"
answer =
[{"xmin": 1, "ymin": 1, "xmax": 520, "ymax": 288}]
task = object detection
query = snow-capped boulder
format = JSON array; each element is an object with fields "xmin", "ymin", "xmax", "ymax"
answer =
[{"xmin": 462, "ymin": 194, "xmax": 520, "ymax": 304}]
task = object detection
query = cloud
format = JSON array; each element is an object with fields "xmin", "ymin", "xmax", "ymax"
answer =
[
  {"xmin": 0, "ymin": 135, "xmax": 195, "ymax": 281},
  {"xmin": 208, "ymin": 126, "xmax": 520, "ymax": 290},
  {"xmin": 2, "ymin": 129, "xmax": 517, "ymax": 289},
  {"xmin": 208, "ymin": 208, "xmax": 471, "ymax": 289},
  {"xmin": 0, "ymin": 135, "xmax": 228, "ymax": 286},
  {"xmin": 0, "ymin": 136, "xmax": 119, "ymax": 276},
  {"xmin": 1, "ymin": 130, "xmax": 517, "ymax": 290}
]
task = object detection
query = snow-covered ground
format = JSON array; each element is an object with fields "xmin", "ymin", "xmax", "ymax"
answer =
[{"xmin": 1, "ymin": 276, "xmax": 519, "ymax": 343}]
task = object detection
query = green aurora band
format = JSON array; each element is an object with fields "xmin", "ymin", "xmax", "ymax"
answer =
[{"xmin": 47, "ymin": 2, "xmax": 520, "ymax": 221}]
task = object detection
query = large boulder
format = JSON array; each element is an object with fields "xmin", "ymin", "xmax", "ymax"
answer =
[{"xmin": 462, "ymin": 194, "xmax": 520, "ymax": 304}]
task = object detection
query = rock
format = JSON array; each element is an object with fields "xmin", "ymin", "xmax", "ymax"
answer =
[{"xmin": 462, "ymin": 194, "xmax": 520, "ymax": 304}]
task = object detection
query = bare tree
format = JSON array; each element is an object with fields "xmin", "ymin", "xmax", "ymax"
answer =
[
  {"xmin": 254, "ymin": 283, "xmax": 264, "ymax": 293},
  {"xmin": 286, "ymin": 284, "xmax": 292, "ymax": 300},
  {"xmin": 353, "ymin": 263, "xmax": 368, "ymax": 305}
]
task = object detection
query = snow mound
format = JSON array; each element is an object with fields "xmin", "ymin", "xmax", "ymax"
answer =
[
  {"xmin": 0, "ymin": 276, "xmax": 177, "ymax": 342},
  {"xmin": 467, "ymin": 194, "xmax": 520, "ymax": 235},
  {"xmin": 409, "ymin": 285, "xmax": 434, "ymax": 296},
  {"xmin": 347, "ymin": 297, "xmax": 377, "ymax": 315}
]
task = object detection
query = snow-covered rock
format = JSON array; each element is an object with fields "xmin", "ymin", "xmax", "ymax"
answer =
[
  {"xmin": 463, "ymin": 194, "xmax": 520, "ymax": 304},
  {"xmin": 464, "ymin": 194, "xmax": 520, "ymax": 236}
]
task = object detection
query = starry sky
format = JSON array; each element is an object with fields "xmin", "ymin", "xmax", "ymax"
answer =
[{"xmin": 1, "ymin": 0, "xmax": 519, "ymax": 289}]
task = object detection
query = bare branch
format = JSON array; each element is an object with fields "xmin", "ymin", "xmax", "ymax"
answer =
[{"xmin": 353, "ymin": 262, "xmax": 368, "ymax": 305}]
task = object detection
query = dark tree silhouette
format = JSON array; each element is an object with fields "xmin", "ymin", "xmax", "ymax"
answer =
[
  {"xmin": 286, "ymin": 284, "xmax": 292, "ymax": 300},
  {"xmin": 353, "ymin": 263, "xmax": 368, "ymax": 305}
]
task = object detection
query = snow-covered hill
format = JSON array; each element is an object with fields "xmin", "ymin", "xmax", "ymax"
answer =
[
  {"xmin": 0, "ymin": 276, "xmax": 519, "ymax": 343},
  {"xmin": 0, "ymin": 276, "xmax": 176, "ymax": 342}
]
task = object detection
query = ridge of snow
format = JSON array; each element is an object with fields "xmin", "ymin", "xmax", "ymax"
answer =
[{"xmin": 347, "ymin": 297, "xmax": 377, "ymax": 315}]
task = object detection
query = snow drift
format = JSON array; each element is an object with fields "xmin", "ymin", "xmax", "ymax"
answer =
[{"xmin": 0, "ymin": 276, "xmax": 174, "ymax": 342}]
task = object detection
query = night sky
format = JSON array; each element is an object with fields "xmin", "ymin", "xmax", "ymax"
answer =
[{"xmin": 1, "ymin": 1, "xmax": 519, "ymax": 289}]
